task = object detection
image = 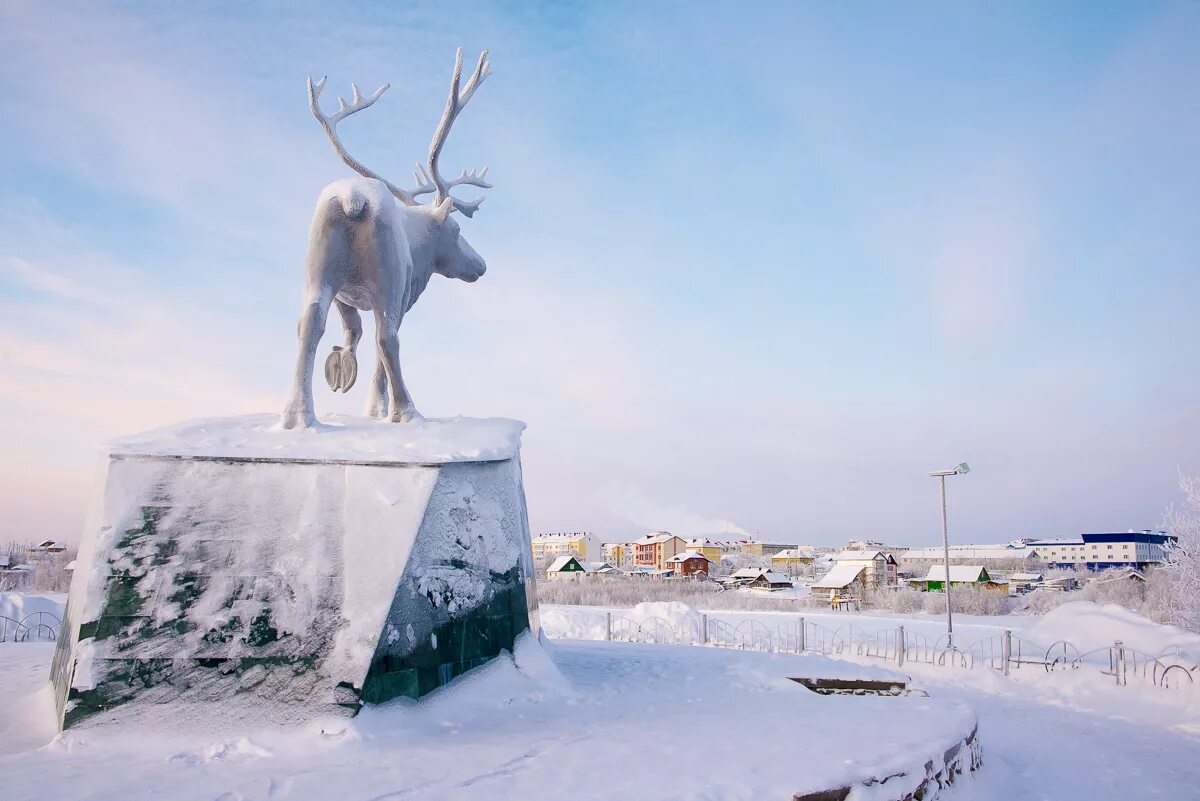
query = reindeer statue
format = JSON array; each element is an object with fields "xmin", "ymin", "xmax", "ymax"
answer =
[{"xmin": 281, "ymin": 49, "xmax": 492, "ymax": 429}]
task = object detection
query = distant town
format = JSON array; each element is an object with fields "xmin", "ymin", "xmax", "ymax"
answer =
[{"xmin": 533, "ymin": 530, "xmax": 1176, "ymax": 609}]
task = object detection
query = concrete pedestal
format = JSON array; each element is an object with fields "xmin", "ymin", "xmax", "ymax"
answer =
[{"xmin": 51, "ymin": 415, "xmax": 538, "ymax": 729}]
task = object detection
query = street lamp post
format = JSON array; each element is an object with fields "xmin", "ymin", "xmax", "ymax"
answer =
[{"xmin": 929, "ymin": 462, "xmax": 970, "ymax": 648}]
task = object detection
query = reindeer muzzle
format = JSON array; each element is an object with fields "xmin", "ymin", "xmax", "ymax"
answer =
[{"xmin": 324, "ymin": 346, "xmax": 358, "ymax": 392}]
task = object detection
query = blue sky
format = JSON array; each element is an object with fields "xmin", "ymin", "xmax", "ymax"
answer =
[{"xmin": 1, "ymin": 2, "xmax": 1197, "ymax": 546}]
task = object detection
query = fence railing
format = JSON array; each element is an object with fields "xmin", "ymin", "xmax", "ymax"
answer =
[
  {"xmin": 0, "ymin": 611, "xmax": 60, "ymax": 643},
  {"xmin": 596, "ymin": 612, "xmax": 1198, "ymax": 695}
]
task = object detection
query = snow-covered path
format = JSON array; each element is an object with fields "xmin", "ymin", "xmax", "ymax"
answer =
[{"xmin": 926, "ymin": 677, "xmax": 1200, "ymax": 800}]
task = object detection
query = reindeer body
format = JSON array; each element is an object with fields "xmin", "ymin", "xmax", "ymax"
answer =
[{"xmin": 280, "ymin": 49, "xmax": 492, "ymax": 430}]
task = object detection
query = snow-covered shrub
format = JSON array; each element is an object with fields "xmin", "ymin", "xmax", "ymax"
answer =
[
  {"xmin": 1020, "ymin": 588, "xmax": 1083, "ymax": 615},
  {"xmin": 1080, "ymin": 573, "xmax": 1146, "ymax": 608},
  {"xmin": 537, "ymin": 576, "xmax": 809, "ymax": 612},
  {"xmin": 0, "ymin": 542, "xmax": 76, "ymax": 592},
  {"xmin": 720, "ymin": 553, "xmax": 769, "ymax": 573},
  {"xmin": 863, "ymin": 586, "xmax": 925, "ymax": 613},
  {"xmin": 922, "ymin": 587, "xmax": 1010, "ymax": 616}
]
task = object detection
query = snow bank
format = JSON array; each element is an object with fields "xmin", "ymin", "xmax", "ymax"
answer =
[
  {"xmin": 624, "ymin": 600, "xmax": 705, "ymax": 630},
  {"xmin": 108, "ymin": 414, "xmax": 525, "ymax": 464},
  {"xmin": 0, "ymin": 593, "xmax": 66, "ymax": 622},
  {"xmin": 1028, "ymin": 601, "xmax": 1200, "ymax": 660}
]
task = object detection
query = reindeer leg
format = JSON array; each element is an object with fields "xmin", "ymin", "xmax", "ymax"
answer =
[
  {"xmin": 366, "ymin": 355, "xmax": 389, "ymax": 420},
  {"xmin": 325, "ymin": 299, "xmax": 361, "ymax": 392},
  {"xmin": 281, "ymin": 288, "xmax": 333, "ymax": 429},
  {"xmin": 374, "ymin": 311, "xmax": 422, "ymax": 424}
]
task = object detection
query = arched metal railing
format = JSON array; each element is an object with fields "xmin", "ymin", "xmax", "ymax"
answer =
[
  {"xmin": 589, "ymin": 609, "xmax": 1197, "ymax": 695},
  {"xmin": 0, "ymin": 615, "xmax": 20, "ymax": 643},
  {"xmin": 2, "ymin": 611, "xmax": 61, "ymax": 642}
]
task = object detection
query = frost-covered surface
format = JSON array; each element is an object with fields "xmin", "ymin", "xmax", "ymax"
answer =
[
  {"xmin": 2, "ymin": 634, "xmax": 978, "ymax": 800},
  {"xmin": 108, "ymin": 414, "xmax": 526, "ymax": 464},
  {"xmin": 55, "ymin": 447, "xmax": 534, "ymax": 727}
]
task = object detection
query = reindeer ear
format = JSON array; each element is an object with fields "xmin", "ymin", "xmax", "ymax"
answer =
[{"xmin": 432, "ymin": 197, "xmax": 454, "ymax": 224}]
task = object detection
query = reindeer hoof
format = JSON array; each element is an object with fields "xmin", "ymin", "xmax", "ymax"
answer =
[
  {"xmin": 324, "ymin": 346, "xmax": 358, "ymax": 392},
  {"xmin": 390, "ymin": 405, "xmax": 425, "ymax": 424}
]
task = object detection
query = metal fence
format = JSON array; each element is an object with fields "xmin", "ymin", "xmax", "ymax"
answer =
[
  {"xmin": 597, "ymin": 612, "xmax": 1199, "ymax": 694},
  {"xmin": 0, "ymin": 611, "xmax": 60, "ymax": 643}
]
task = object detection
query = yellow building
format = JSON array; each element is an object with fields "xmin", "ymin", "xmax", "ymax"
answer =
[
  {"xmin": 739, "ymin": 540, "xmax": 794, "ymax": 558},
  {"xmin": 602, "ymin": 542, "xmax": 632, "ymax": 568},
  {"xmin": 770, "ymin": 547, "xmax": 818, "ymax": 575},
  {"xmin": 531, "ymin": 532, "xmax": 600, "ymax": 562},
  {"xmin": 682, "ymin": 538, "xmax": 725, "ymax": 566}
]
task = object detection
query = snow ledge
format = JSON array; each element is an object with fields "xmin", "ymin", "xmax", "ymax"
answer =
[{"xmin": 107, "ymin": 414, "xmax": 526, "ymax": 465}]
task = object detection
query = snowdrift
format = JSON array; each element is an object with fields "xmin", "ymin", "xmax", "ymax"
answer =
[
  {"xmin": 1028, "ymin": 601, "xmax": 1200, "ymax": 661},
  {"xmin": 0, "ymin": 593, "xmax": 66, "ymax": 623}
]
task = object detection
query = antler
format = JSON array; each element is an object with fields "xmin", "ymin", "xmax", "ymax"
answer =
[
  {"xmin": 421, "ymin": 48, "xmax": 492, "ymax": 217},
  {"xmin": 410, "ymin": 165, "xmax": 492, "ymax": 215},
  {"xmin": 307, "ymin": 75, "xmax": 418, "ymax": 206}
]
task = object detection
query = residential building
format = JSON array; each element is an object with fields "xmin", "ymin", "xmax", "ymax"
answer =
[
  {"xmin": 843, "ymin": 540, "xmax": 908, "ymax": 561},
  {"xmin": 545, "ymin": 556, "xmax": 617, "ymax": 579},
  {"xmin": 725, "ymin": 568, "xmax": 792, "ymax": 590},
  {"xmin": 667, "ymin": 550, "xmax": 712, "ymax": 578},
  {"xmin": 899, "ymin": 544, "xmax": 1041, "ymax": 572},
  {"xmin": 770, "ymin": 547, "xmax": 819, "ymax": 576},
  {"xmin": 914, "ymin": 565, "xmax": 1005, "ymax": 592},
  {"xmin": 602, "ymin": 542, "xmax": 633, "ymax": 568},
  {"xmin": 738, "ymin": 540, "xmax": 794, "ymax": 558},
  {"xmin": 545, "ymin": 555, "xmax": 587, "ymax": 579},
  {"xmin": 833, "ymin": 550, "xmax": 898, "ymax": 587},
  {"xmin": 531, "ymin": 532, "xmax": 600, "ymax": 562},
  {"xmin": 633, "ymin": 532, "xmax": 687, "ymax": 570},
  {"xmin": 681, "ymin": 538, "xmax": 725, "ymax": 565},
  {"xmin": 810, "ymin": 563, "xmax": 867, "ymax": 604},
  {"xmin": 1007, "ymin": 572, "xmax": 1044, "ymax": 594},
  {"xmin": 1027, "ymin": 531, "xmax": 1174, "ymax": 571}
]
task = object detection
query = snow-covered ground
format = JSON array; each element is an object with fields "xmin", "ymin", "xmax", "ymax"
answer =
[
  {"xmin": 2, "ymin": 634, "xmax": 976, "ymax": 801},
  {"xmin": 4, "ymin": 596, "xmax": 1199, "ymax": 799}
]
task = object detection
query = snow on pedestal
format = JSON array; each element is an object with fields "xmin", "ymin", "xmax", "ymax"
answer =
[{"xmin": 51, "ymin": 415, "xmax": 538, "ymax": 730}]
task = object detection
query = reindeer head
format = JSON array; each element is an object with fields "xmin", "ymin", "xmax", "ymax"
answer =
[
  {"xmin": 307, "ymin": 49, "xmax": 492, "ymax": 283},
  {"xmin": 419, "ymin": 198, "xmax": 487, "ymax": 283}
]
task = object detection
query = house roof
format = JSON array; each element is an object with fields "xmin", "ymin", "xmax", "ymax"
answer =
[
  {"xmin": 728, "ymin": 568, "xmax": 790, "ymax": 584},
  {"xmin": 547, "ymin": 555, "xmax": 583, "ymax": 572},
  {"xmin": 772, "ymin": 547, "xmax": 817, "ymax": 560},
  {"xmin": 813, "ymin": 563, "xmax": 866, "ymax": 589},
  {"xmin": 836, "ymin": 549, "xmax": 885, "ymax": 561},
  {"xmin": 668, "ymin": 550, "xmax": 711, "ymax": 563},
  {"xmin": 582, "ymin": 561, "xmax": 617, "ymax": 574},
  {"xmin": 1093, "ymin": 567, "xmax": 1145, "ymax": 583},
  {"xmin": 923, "ymin": 565, "xmax": 990, "ymax": 583},
  {"xmin": 636, "ymin": 532, "xmax": 681, "ymax": 545},
  {"xmin": 1009, "ymin": 572, "xmax": 1044, "ymax": 581},
  {"xmin": 532, "ymin": 533, "xmax": 594, "ymax": 543},
  {"xmin": 902, "ymin": 545, "xmax": 1039, "ymax": 560}
]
